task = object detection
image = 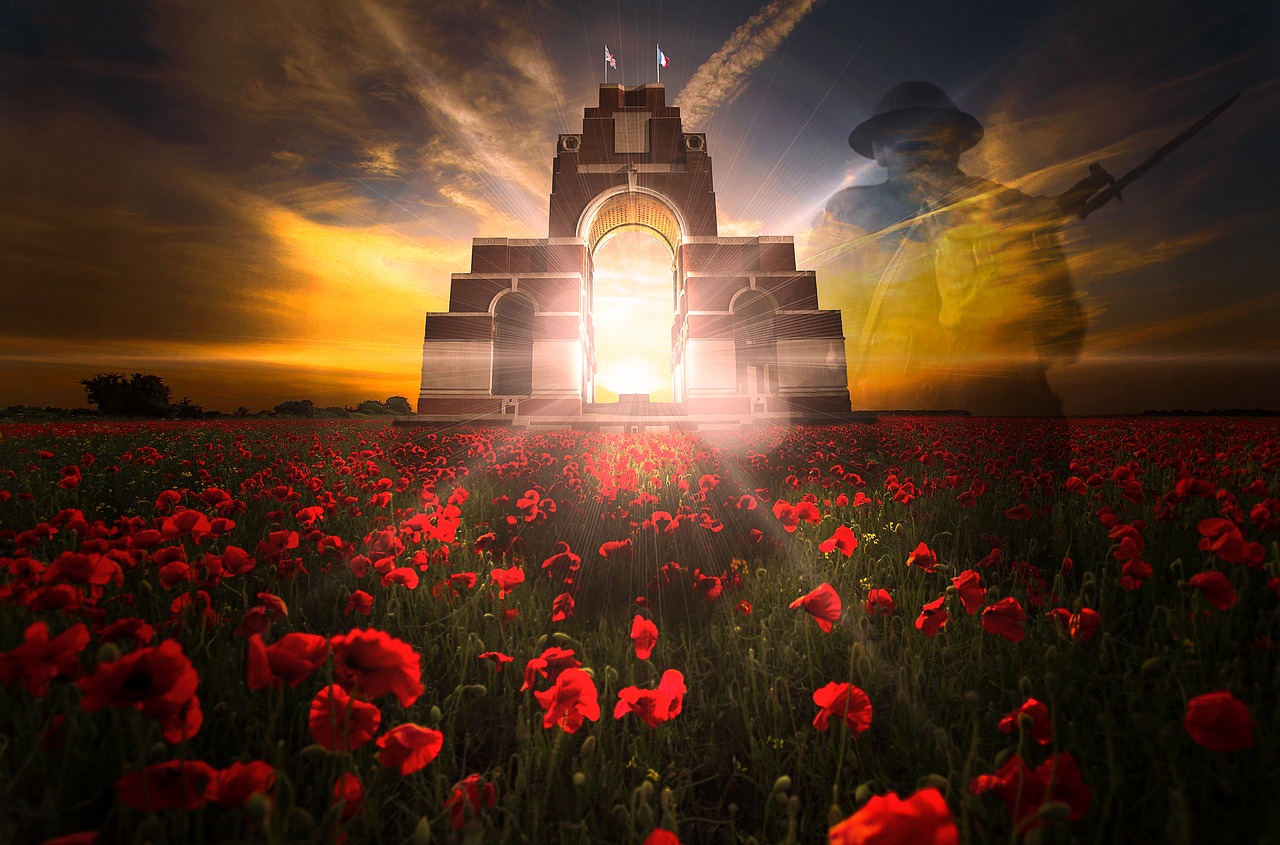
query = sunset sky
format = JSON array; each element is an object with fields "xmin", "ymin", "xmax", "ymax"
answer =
[{"xmin": 1, "ymin": 0, "xmax": 1277, "ymax": 414}]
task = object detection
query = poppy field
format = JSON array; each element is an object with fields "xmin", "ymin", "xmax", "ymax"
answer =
[{"xmin": 1, "ymin": 417, "xmax": 1277, "ymax": 844}]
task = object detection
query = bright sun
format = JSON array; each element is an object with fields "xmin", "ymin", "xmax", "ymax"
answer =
[{"xmin": 599, "ymin": 356, "xmax": 663, "ymax": 396}]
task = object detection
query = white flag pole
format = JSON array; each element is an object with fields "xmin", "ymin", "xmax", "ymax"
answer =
[{"xmin": 656, "ymin": 44, "xmax": 660, "ymax": 84}]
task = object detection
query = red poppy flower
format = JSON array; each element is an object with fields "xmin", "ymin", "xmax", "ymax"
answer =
[
  {"xmin": 542, "ymin": 542, "xmax": 582, "ymax": 583},
  {"xmin": 864, "ymin": 588, "xmax": 894, "ymax": 616},
  {"xmin": 220, "ymin": 546, "xmax": 256, "ymax": 576},
  {"xmin": 811, "ymin": 682, "xmax": 872, "ymax": 733},
  {"xmin": 1068, "ymin": 608, "xmax": 1101, "ymax": 641},
  {"xmin": 906, "ymin": 542, "xmax": 939, "ymax": 573},
  {"xmin": 521, "ymin": 646, "xmax": 581, "ymax": 691},
  {"xmin": 551, "ymin": 592, "xmax": 576, "ymax": 622},
  {"xmin": 491, "ymin": 566, "xmax": 525, "ymax": 598},
  {"xmin": 969, "ymin": 752, "xmax": 1091, "ymax": 828},
  {"xmin": 1063, "ymin": 476, "xmax": 1089, "ymax": 495},
  {"xmin": 1197, "ymin": 518, "xmax": 1264, "ymax": 567},
  {"xmin": 208, "ymin": 761, "xmax": 275, "ymax": 808},
  {"xmin": 1184, "ymin": 690, "xmax": 1254, "ymax": 752},
  {"xmin": 0, "ymin": 621, "xmax": 89, "ymax": 697},
  {"xmin": 997, "ymin": 697, "xmax": 1052, "ymax": 745},
  {"xmin": 915, "ymin": 595, "xmax": 948, "ymax": 637},
  {"xmin": 41, "ymin": 551, "xmax": 122, "ymax": 589},
  {"xmin": 735, "ymin": 600, "xmax": 753, "ymax": 616},
  {"xmin": 982, "ymin": 597, "xmax": 1027, "ymax": 643},
  {"xmin": 599, "ymin": 538, "xmax": 635, "ymax": 561},
  {"xmin": 478, "ymin": 651, "xmax": 514, "ymax": 671},
  {"xmin": 329, "ymin": 629, "xmax": 423, "ymax": 707},
  {"xmin": 376, "ymin": 723, "xmax": 444, "ymax": 775},
  {"xmin": 642, "ymin": 830, "xmax": 682, "ymax": 845},
  {"xmin": 447, "ymin": 773, "xmax": 497, "ymax": 830},
  {"xmin": 614, "ymin": 669, "xmax": 685, "ymax": 727},
  {"xmin": 1188, "ymin": 571, "xmax": 1237, "ymax": 611},
  {"xmin": 256, "ymin": 529, "xmax": 299, "ymax": 559},
  {"xmin": 160, "ymin": 509, "xmax": 213, "ymax": 543},
  {"xmin": 116, "ymin": 759, "xmax": 215, "ymax": 812},
  {"xmin": 819, "ymin": 525, "xmax": 859, "ymax": 556},
  {"xmin": 308, "ymin": 684, "xmax": 381, "ymax": 751},
  {"xmin": 1004, "ymin": 504, "xmax": 1033, "ymax": 521},
  {"xmin": 247, "ymin": 633, "xmax": 328, "ymax": 690},
  {"xmin": 333, "ymin": 772, "xmax": 363, "ymax": 822},
  {"xmin": 828, "ymin": 787, "xmax": 958, "ymax": 845},
  {"xmin": 534, "ymin": 667, "xmax": 600, "ymax": 732},
  {"xmin": 631, "ymin": 615, "xmax": 658, "ymax": 660},
  {"xmin": 79, "ymin": 639, "xmax": 202, "ymax": 743},
  {"xmin": 790, "ymin": 583, "xmax": 842, "ymax": 632},
  {"xmin": 951, "ymin": 570, "xmax": 985, "ymax": 615},
  {"xmin": 344, "ymin": 589, "xmax": 373, "ymax": 617}
]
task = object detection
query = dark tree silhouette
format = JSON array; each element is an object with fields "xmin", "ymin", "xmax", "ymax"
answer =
[
  {"xmin": 273, "ymin": 400, "xmax": 316, "ymax": 418},
  {"xmin": 80, "ymin": 373, "xmax": 172, "ymax": 417},
  {"xmin": 385, "ymin": 395, "xmax": 413, "ymax": 415}
]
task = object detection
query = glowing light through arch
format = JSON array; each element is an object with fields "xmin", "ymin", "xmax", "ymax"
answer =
[{"xmin": 590, "ymin": 230, "xmax": 675, "ymax": 403}]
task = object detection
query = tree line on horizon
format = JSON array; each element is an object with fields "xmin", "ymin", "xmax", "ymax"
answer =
[{"xmin": 0, "ymin": 373, "xmax": 416, "ymax": 420}]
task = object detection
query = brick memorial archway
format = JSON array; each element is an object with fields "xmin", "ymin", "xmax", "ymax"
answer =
[{"xmin": 417, "ymin": 84, "xmax": 852, "ymax": 427}]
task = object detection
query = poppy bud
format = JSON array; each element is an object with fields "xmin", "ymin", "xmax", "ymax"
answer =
[
  {"xmin": 771, "ymin": 775, "xmax": 791, "ymax": 796},
  {"xmin": 245, "ymin": 792, "xmax": 272, "ymax": 822},
  {"xmin": 299, "ymin": 744, "xmax": 329, "ymax": 761},
  {"xmin": 827, "ymin": 803, "xmax": 844, "ymax": 828},
  {"xmin": 580, "ymin": 736, "xmax": 596, "ymax": 758},
  {"xmin": 1038, "ymin": 800, "xmax": 1071, "ymax": 822},
  {"xmin": 1018, "ymin": 676, "xmax": 1033, "ymax": 697},
  {"xmin": 411, "ymin": 816, "xmax": 432, "ymax": 845},
  {"xmin": 429, "ymin": 705, "xmax": 442, "ymax": 724},
  {"xmin": 964, "ymin": 690, "xmax": 982, "ymax": 715},
  {"xmin": 636, "ymin": 802, "xmax": 655, "ymax": 830},
  {"xmin": 96, "ymin": 642, "xmax": 121, "ymax": 664},
  {"xmin": 148, "ymin": 741, "xmax": 168, "ymax": 760},
  {"xmin": 854, "ymin": 782, "xmax": 873, "ymax": 805},
  {"xmin": 1140, "ymin": 656, "xmax": 1163, "ymax": 676},
  {"xmin": 920, "ymin": 774, "xmax": 949, "ymax": 792},
  {"xmin": 636, "ymin": 780, "xmax": 655, "ymax": 804},
  {"xmin": 1043, "ymin": 671, "xmax": 1061, "ymax": 698},
  {"xmin": 572, "ymin": 771, "xmax": 586, "ymax": 788},
  {"xmin": 463, "ymin": 684, "xmax": 488, "ymax": 697}
]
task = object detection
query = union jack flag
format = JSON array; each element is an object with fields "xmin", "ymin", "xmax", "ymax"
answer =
[{"xmin": 604, "ymin": 44, "xmax": 616, "ymax": 69}]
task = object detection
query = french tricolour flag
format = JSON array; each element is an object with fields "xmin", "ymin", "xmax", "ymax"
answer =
[{"xmin": 657, "ymin": 46, "xmax": 670, "ymax": 68}]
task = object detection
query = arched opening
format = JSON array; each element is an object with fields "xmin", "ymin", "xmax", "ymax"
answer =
[
  {"xmin": 491, "ymin": 292, "xmax": 535, "ymax": 395},
  {"xmin": 590, "ymin": 230, "xmax": 676, "ymax": 402},
  {"xmin": 731, "ymin": 289, "xmax": 778, "ymax": 396}
]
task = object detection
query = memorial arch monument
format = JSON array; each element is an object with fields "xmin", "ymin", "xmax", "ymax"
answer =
[{"xmin": 417, "ymin": 83, "xmax": 852, "ymax": 428}]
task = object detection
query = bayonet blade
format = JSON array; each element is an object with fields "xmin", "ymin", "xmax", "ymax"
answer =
[{"xmin": 1080, "ymin": 92, "xmax": 1239, "ymax": 218}]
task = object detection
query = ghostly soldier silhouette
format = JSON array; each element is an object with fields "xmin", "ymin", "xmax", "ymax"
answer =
[{"xmin": 811, "ymin": 81, "xmax": 1105, "ymax": 416}]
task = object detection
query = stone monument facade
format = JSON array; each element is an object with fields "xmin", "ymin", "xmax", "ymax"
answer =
[{"xmin": 418, "ymin": 83, "xmax": 851, "ymax": 425}]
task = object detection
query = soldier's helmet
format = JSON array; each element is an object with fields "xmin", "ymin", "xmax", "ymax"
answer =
[{"xmin": 849, "ymin": 81, "xmax": 983, "ymax": 158}]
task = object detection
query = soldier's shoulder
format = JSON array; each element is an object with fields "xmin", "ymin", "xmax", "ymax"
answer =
[{"xmin": 824, "ymin": 185, "xmax": 907, "ymax": 232}]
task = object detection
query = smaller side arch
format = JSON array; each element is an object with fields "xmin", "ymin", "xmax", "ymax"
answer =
[
  {"xmin": 730, "ymin": 288, "xmax": 779, "ymax": 396},
  {"xmin": 491, "ymin": 290, "xmax": 537, "ymax": 396}
]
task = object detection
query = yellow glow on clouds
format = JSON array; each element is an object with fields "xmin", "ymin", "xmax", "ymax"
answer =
[{"xmin": 263, "ymin": 204, "xmax": 467, "ymax": 373}]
